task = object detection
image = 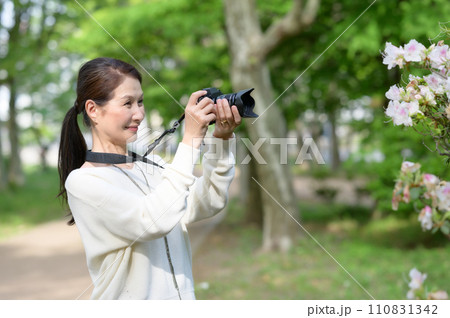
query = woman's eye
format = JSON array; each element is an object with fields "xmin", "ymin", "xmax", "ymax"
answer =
[
  {"xmin": 138, "ymin": 100, "xmax": 144, "ymax": 106},
  {"xmin": 124, "ymin": 101, "xmax": 131, "ymax": 106}
]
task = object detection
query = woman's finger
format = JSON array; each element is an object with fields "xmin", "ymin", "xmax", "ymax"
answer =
[
  {"xmin": 217, "ymin": 99, "xmax": 226, "ymax": 122},
  {"xmin": 187, "ymin": 90, "xmax": 207, "ymax": 107},
  {"xmin": 202, "ymin": 103, "xmax": 215, "ymax": 116},
  {"xmin": 197, "ymin": 97, "xmax": 214, "ymax": 109},
  {"xmin": 231, "ymin": 105, "xmax": 242, "ymax": 125},
  {"xmin": 205, "ymin": 112, "xmax": 216, "ymax": 124},
  {"xmin": 221, "ymin": 99, "xmax": 234, "ymax": 122}
]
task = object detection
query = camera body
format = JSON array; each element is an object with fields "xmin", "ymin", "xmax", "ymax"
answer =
[{"xmin": 198, "ymin": 87, "xmax": 258, "ymax": 119}]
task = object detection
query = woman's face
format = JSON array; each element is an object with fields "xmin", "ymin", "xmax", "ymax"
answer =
[{"xmin": 95, "ymin": 75, "xmax": 145, "ymax": 145}]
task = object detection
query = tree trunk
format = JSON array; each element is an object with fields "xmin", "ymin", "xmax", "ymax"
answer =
[
  {"xmin": 327, "ymin": 82, "xmax": 340, "ymax": 170},
  {"xmin": 224, "ymin": 0, "xmax": 316, "ymax": 251},
  {"xmin": 244, "ymin": 156, "xmax": 264, "ymax": 227},
  {"xmin": 7, "ymin": 77, "xmax": 24, "ymax": 187},
  {"xmin": 329, "ymin": 109, "xmax": 340, "ymax": 170},
  {"xmin": 237, "ymin": 132, "xmax": 250, "ymax": 206},
  {"xmin": 0, "ymin": 119, "xmax": 6, "ymax": 190},
  {"xmin": 40, "ymin": 145, "xmax": 49, "ymax": 171}
]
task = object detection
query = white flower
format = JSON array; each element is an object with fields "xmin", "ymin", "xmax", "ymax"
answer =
[
  {"xmin": 423, "ymin": 73, "xmax": 446, "ymax": 94},
  {"xmin": 385, "ymin": 85, "xmax": 402, "ymax": 101},
  {"xmin": 401, "ymin": 161, "xmax": 421, "ymax": 173},
  {"xmin": 404, "ymin": 100, "xmax": 422, "ymax": 116},
  {"xmin": 428, "ymin": 291, "xmax": 449, "ymax": 300},
  {"xmin": 446, "ymin": 104, "xmax": 450, "ymax": 120},
  {"xmin": 445, "ymin": 77, "xmax": 450, "ymax": 100},
  {"xmin": 436, "ymin": 182, "xmax": 450, "ymax": 212},
  {"xmin": 423, "ymin": 173, "xmax": 440, "ymax": 190},
  {"xmin": 418, "ymin": 85, "xmax": 436, "ymax": 105},
  {"xmin": 383, "ymin": 42, "xmax": 405, "ymax": 69},
  {"xmin": 408, "ymin": 268, "xmax": 427, "ymax": 290},
  {"xmin": 404, "ymin": 39, "xmax": 426, "ymax": 62},
  {"xmin": 428, "ymin": 44, "xmax": 450, "ymax": 70},
  {"xmin": 407, "ymin": 289, "xmax": 416, "ymax": 299},
  {"xmin": 423, "ymin": 175, "xmax": 438, "ymax": 201},
  {"xmin": 418, "ymin": 206, "xmax": 433, "ymax": 231},
  {"xmin": 385, "ymin": 100, "xmax": 412, "ymax": 126},
  {"xmin": 409, "ymin": 74, "xmax": 422, "ymax": 81}
]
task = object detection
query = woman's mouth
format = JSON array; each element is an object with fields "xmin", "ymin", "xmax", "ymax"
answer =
[{"xmin": 127, "ymin": 126, "xmax": 139, "ymax": 132}]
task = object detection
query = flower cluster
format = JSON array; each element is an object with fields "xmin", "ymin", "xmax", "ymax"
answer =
[
  {"xmin": 383, "ymin": 36, "xmax": 449, "ymax": 301},
  {"xmin": 407, "ymin": 268, "xmax": 448, "ymax": 300},
  {"xmin": 382, "ymin": 40, "xmax": 450, "ymax": 157},
  {"xmin": 392, "ymin": 161, "xmax": 450, "ymax": 234},
  {"xmin": 383, "ymin": 39, "xmax": 450, "ymax": 71}
]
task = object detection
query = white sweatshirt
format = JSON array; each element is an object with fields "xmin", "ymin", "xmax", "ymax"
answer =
[{"xmin": 65, "ymin": 137, "xmax": 235, "ymax": 299}]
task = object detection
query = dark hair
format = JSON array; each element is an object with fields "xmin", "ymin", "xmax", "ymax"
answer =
[{"xmin": 58, "ymin": 57, "xmax": 142, "ymax": 225}]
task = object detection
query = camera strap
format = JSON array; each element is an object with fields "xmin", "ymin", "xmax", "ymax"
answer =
[
  {"xmin": 143, "ymin": 114, "xmax": 185, "ymax": 156},
  {"xmin": 86, "ymin": 150, "xmax": 164, "ymax": 169}
]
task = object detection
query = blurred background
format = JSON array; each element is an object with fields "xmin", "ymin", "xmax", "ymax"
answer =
[{"xmin": 0, "ymin": 0, "xmax": 449, "ymax": 299}]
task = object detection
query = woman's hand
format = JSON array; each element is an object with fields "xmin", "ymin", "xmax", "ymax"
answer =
[
  {"xmin": 213, "ymin": 98, "xmax": 242, "ymax": 140},
  {"xmin": 182, "ymin": 91, "xmax": 216, "ymax": 148}
]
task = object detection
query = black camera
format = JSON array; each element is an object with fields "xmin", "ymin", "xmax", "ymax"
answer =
[{"xmin": 198, "ymin": 87, "xmax": 258, "ymax": 119}]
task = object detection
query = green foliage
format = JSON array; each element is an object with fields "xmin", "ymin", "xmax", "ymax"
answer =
[
  {"xmin": 193, "ymin": 200, "xmax": 449, "ymax": 299},
  {"xmin": 264, "ymin": 0, "xmax": 450, "ymax": 128},
  {"xmin": 299, "ymin": 200, "xmax": 373, "ymax": 225},
  {"xmin": 0, "ymin": 0, "xmax": 80, "ymax": 151},
  {"xmin": 0, "ymin": 167, "xmax": 65, "ymax": 240},
  {"xmin": 342, "ymin": 108, "xmax": 450, "ymax": 217},
  {"xmin": 64, "ymin": 0, "xmax": 229, "ymax": 123}
]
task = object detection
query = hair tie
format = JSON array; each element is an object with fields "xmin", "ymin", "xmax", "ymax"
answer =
[{"xmin": 73, "ymin": 101, "xmax": 80, "ymax": 114}]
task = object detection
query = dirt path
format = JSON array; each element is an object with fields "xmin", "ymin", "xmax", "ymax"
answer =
[
  {"xmin": 0, "ymin": 170, "xmax": 236, "ymax": 300},
  {"xmin": 0, "ymin": 175, "xmax": 364, "ymax": 299},
  {"xmin": 0, "ymin": 221, "xmax": 92, "ymax": 299},
  {"xmin": 0, "ymin": 212, "xmax": 228, "ymax": 300}
]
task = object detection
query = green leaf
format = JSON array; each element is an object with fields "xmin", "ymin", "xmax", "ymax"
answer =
[
  {"xmin": 440, "ymin": 222, "xmax": 450, "ymax": 235},
  {"xmin": 409, "ymin": 187, "xmax": 422, "ymax": 201}
]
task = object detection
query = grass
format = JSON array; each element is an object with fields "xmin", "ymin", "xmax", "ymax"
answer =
[
  {"xmin": 2, "ymin": 167, "xmax": 448, "ymax": 299},
  {"xmin": 192, "ymin": 198, "xmax": 450, "ymax": 300},
  {"xmin": 0, "ymin": 166, "xmax": 66, "ymax": 240}
]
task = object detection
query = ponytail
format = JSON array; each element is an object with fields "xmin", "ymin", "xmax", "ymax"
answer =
[
  {"xmin": 58, "ymin": 57, "xmax": 143, "ymax": 225},
  {"xmin": 58, "ymin": 104, "xmax": 87, "ymax": 225}
]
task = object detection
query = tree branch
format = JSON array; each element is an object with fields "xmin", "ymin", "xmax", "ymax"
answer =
[{"xmin": 252, "ymin": 0, "xmax": 320, "ymax": 62}]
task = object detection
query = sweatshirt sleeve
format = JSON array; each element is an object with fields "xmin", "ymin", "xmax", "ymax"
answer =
[
  {"xmin": 66, "ymin": 143, "xmax": 201, "ymax": 243},
  {"xmin": 182, "ymin": 136, "xmax": 236, "ymax": 224}
]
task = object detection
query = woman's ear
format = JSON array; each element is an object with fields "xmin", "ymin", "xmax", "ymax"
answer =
[{"xmin": 85, "ymin": 99, "xmax": 98, "ymax": 124}]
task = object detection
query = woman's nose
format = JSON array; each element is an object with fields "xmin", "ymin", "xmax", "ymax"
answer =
[{"xmin": 133, "ymin": 104, "xmax": 145, "ymax": 122}]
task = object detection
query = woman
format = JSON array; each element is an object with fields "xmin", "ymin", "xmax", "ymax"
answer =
[{"xmin": 58, "ymin": 57, "xmax": 241, "ymax": 299}]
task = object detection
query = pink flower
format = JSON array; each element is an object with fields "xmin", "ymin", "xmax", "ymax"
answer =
[
  {"xmin": 418, "ymin": 206, "xmax": 433, "ymax": 231},
  {"xmin": 404, "ymin": 39, "xmax": 426, "ymax": 62},
  {"xmin": 422, "ymin": 173, "xmax": 439, "ymax": 197},
  {"xmin": 385, "ymin": 85, "xmax": 402, "ymax": 101},
  {"xmin": 445, "ymin": 77, "xmax": 450, "ymax": 96},
  {"xmin": 423, "ymin": 173, "xmax": 439, "ymax": 186},
  {"xmin": 423, "ymin": 73, "xmax": 445, "ymax": 94},
  {"xmin": 428, "ymin": 44, "xmax": 449, "ymax": 70},
  {"xmin": 403, "ymin": 185, "xmax": 410, "ymax": 203},
  {"xmin": 385, "ymin": 101, "xmax": 412, "ymax": 126},
  {"xmin": 418, "ymin": 85, "xmax": 436, "ymax": 105},
  {"xmin": 383, "ymin": 42, "xmax": 405, "ymax": 69},
  {"xmin": 404, "ymin": 100, "xmax": 421, "ymax": 115},
  {"xmin": 392, "ymin": 181, "xmax": 403, "ymax": 211},
  {"xmin": 401, "ymin": 161, "xmax": 421, "ymax": 173},
  {"xmin": 436, "ymin": 182, "xmax": 450, "ymax": 212},
  {"xmin": 404, "ymin": 86, "xmax": 419, "ymax": 102}
]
